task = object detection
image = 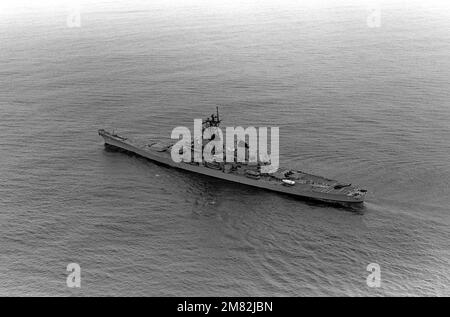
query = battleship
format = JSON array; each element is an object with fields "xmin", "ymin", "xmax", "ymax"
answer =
[{"xmin": 98, "ymin": 109, "xmax": 367, "ymax": 205}]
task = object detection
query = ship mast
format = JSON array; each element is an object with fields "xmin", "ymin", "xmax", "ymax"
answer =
[{"xmin": 202, "ymin": 106, "xmax": 221, "ymax": 130}]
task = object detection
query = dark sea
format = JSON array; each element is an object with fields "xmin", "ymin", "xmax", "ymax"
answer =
[{"xmin": 0, "ymin": 0, "xmax": 449, "ymax": 296}]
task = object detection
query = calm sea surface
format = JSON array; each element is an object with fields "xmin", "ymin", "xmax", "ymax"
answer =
[{"xmin": 0, "ymin": 0, "xmax": 449, "ymax": 296}]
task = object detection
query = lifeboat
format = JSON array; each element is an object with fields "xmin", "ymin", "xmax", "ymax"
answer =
[{"xmin": 282, "ymin": 179, "xmax": 295, "ymax": 186}]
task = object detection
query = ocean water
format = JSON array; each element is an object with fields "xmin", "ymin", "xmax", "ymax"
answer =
[{"xmin": 0, "ymin": 0, "xmax": 449, "ymax": 296}]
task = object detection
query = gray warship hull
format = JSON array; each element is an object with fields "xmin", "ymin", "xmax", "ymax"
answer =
[{"xmin": 98, "ymin": 129, "xmax": 366, "ymax": 205}]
